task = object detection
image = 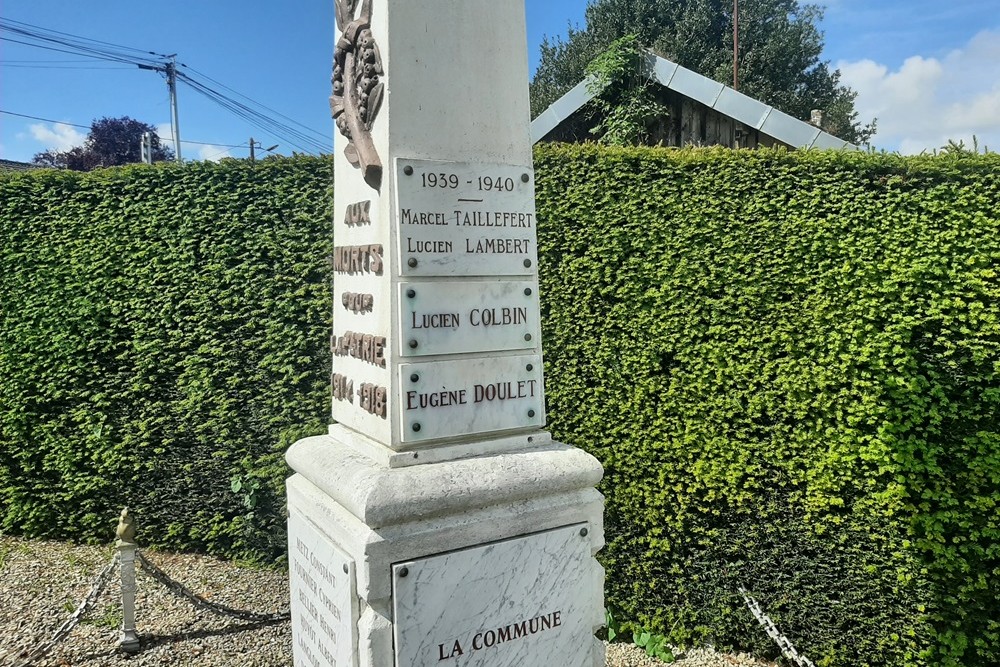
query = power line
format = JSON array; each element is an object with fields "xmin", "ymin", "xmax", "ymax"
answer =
[
  {"xmin": 0, "ymin": 18, "xmax": 165, "ymax": 67},
  {"xmin": 0, "ymin": 110, "xmax": 247, "ymax": 147},
  {"xmin": 1, "ymin": 19, "xmax": 330, "ymax": 156},
  {"xmin": 0, "ymin": 18, "xmax": 168, "ymax": 58},
  {"xmin": 1, "ymin": 63, "xmax": 134, "ymax": 70},
  {"xmin": 1, "ymin": 110, "xmax": 90, "ymax": 129},
  {"xmin": 180, "ymin": 63, "xmax": 329, "ymax": 146}
]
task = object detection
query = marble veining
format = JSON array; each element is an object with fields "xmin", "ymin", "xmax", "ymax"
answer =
[
  {"xmin": 397, "ymin": 354, "xmax": 545, "ymax": 442},
  {"xmin": 288, "ymin": 512, "xmax": 358, "ymax": 667},
  {"xmin": 392, "ymin": 523, "xmax": 594, "ymax": 667}
]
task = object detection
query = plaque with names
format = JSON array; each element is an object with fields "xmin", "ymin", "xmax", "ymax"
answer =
[
  {"xmin": 397, "ymin": 354, "xmax": 544, "ymax": 442},
  {"xmin": 288, "ymin": 512, "xmax": 358, "ymax": 667},
  {"xmin": 395, "ymin": 159, "xmax": 538, "ymax": 277},
  {"xmin": 392, "ymin": 524, "xmax": 594, "ymax": 667},
  {"xmin": 398, "ymin": 281, "xmax": 539, "ymax": 357}
]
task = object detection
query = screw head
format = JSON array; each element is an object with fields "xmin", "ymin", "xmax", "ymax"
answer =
[
  {"xmin": 399, "ymin": 566, "xmax": 409, "ymax": 577},
  {"xmin": 526, "ymin": 364, "xmax": 533, "ymax": 371},
  {"xmin": 409, "ymin": 340, "xmax": 418, "ymax": 349},
  {"xmin": 580, "ymin": 527, "xmax": 589, "ymax": 537},
  {"xmin": 410, "ymin": 373, "xmax": 419, "ymax": 382},
  {"xmin": 413, "ymin": 452, "xmax": 419, "ymax": 459},
  {"xmin": 408, "ymin": 258, "xmax": 418, "ymax": 268},
  {"xmin": 524, "ymin": 288, "xmax": 532, "ymax": 296},
  {"xmin": 406, "ymin": 288, "xmax": 416, "ymax": 298},
  {"xmin": 343, "ymin": 563, "xmax": 349, "ymax": 574},
  {"xmin": 412, "ymin": 423, "xmax": 421, "ymax": 432},
  {"xmin": 523, "ymin": 259, "xmax": 532, "ymax": 268},
  {"xmin": 528, "ymin": 409, "xmax": 536, "ymax": 418},
  {"xmin": 524, "ymin": 333, "xmax": 532, "ymax": 342},
  {"xmin": 521, "ymin": 173, "xmax": 530, "ymax": 183},
  {"xmin": 403, "ymin": 165, "xmax": 414, "ymax": 176}
]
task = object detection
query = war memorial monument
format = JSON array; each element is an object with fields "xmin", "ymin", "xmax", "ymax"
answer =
[{"xmin": 285, "ymin": 2, "xmax": 606, "ymax": 665}]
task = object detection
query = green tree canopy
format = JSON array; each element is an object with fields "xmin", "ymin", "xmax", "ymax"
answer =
[
  {"xmin": 33, "ymin": 116, "xmax": 173, "ymax": 171},
  {"xmin": 531, "ymin": 0, "xmax": 875, "ymax": 144}
]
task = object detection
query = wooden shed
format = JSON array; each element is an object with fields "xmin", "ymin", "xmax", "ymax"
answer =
[{"xmin": 531, "ymin": 52, "xmax": 855, "ymax": 150}]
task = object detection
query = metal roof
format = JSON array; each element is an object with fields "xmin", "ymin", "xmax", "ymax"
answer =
[{"xmin": 531, "ymin": 52, "xmax": 856, "ymax": 150}]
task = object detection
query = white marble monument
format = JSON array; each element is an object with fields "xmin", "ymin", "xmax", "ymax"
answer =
[{"xmin": 286, "ymin": 2, "xmax": 605, "ymax": 666}]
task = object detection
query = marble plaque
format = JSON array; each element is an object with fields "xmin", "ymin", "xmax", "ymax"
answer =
[
  {"xmin": 288, "ymin": 512, "xmax": 358, "ymax": 667},
  {"xmin": 397, "ymin": 354, "xmax": 544, "ymax": 442},
  {"xmin": 395, "ymin": 159, "xmax": 538, "ymax": 277},
  {"xmin": 399, "ymin": 281, "xmax": 539, "ymax": 357},
  {"xmin": 392, "ymin": 524, "xmax": 593, "ymax": 667}
]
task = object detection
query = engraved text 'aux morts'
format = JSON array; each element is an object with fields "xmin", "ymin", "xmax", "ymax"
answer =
[{"xmin": 333, "ymin": 244, "xmax": 383, "ymax": 275}]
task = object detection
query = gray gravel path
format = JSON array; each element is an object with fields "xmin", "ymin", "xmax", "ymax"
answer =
[{"xmin": 1, "ymin": 535, "xmax": 775, "ymax": 667}]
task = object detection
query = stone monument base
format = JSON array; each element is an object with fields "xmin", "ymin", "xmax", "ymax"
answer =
[{"xmin": 286, "ymin": 431, "xmax": 605, "ymax": 667}]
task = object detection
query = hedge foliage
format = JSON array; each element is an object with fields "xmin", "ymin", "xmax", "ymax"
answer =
[
  {"xmin": 533, "ymin": 145, "xmax": 999, "ymax": 667},
  {"xmin": 0, "ymin": 157, "xmax": 333, "ymax": 560},
  {"xmin": 1, "ymin": 147, "xmax": 998, "ymax": 666}
]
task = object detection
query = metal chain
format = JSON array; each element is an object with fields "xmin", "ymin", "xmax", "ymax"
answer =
[
  {"xmin": 738, "ymin": 586, "xmax": 816, "ymax": 667},
  {"xmin": 12, "ymin": 553, "xmax": 121, "ymax": 667},
  {"xmin": 136, "ymin": 551, "xmax": 290, "ymax": 623}
]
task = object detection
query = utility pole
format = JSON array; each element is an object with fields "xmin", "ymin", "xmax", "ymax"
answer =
[
  {"xmin": 166, "ymin": 55, "xmax": 182, "ymax": 162},
  {"xmin": 139, "ymin": 55, "xmax": 182, "ymax": 162},
  {"xmin": 140, "ymin": 132, "xmax": 153, "ymax": 164},
  {"xmin": 733, "ymin": 0, "xmax": 739, "ymax": 90},
  {"xmin": 249, "ymin": 138, "xmax": 278, "ymax": 162}
]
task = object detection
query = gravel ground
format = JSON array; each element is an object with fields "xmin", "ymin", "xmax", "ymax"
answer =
[{"xmin": 1, "ymin": 535, "xmax": 776, "ymax": 667}]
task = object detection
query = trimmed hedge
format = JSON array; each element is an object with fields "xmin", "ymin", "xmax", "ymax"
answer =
[
  {"xmin": 1, "ymin": 147, "xmax": 998, "ymax": 666},
  {"xmin": 0, "ymin": 157, "xmax": 333, "ymax": 559},
  {"xmin": 533, "ymin": 145, "xmax": 999, "ymax": 667}
]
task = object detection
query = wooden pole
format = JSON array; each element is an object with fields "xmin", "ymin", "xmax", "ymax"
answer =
[{"xmin": 733, "ymin": 0, "xmax": 739, "ymax": 90}]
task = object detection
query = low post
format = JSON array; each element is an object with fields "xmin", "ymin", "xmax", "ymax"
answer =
[{"xmin": 115, "ymin": 508, "xmax": 140, "ymax": 653}]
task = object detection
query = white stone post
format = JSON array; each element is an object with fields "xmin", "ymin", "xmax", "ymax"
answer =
[
  {"xmin": 286, "ymin": 2, "xmax": 605, "ymax": 666},
  {"xmin": 115, "ymin": 508, "xmax": 140, "ymax": 654}
]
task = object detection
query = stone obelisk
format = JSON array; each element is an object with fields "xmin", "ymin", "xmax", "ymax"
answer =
[{"xmin": 285, "ymin": 2, "xmax": 605, "ymax": 666}]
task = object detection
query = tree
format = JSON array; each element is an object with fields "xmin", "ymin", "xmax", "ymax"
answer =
[
  {"xmin": 531, "ymin": 0, "xmax": 875, "ymax": 145},
  {"xmin": 32, "ymin": 116, "xmax": 173, "ymax": 170}
]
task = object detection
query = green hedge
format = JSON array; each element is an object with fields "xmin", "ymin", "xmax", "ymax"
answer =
[
  {"xmin": 1, "ymin": 148, "xmax": 998, "ymax": 666},
  {"xmin": 0, "ymin": 157, "xmax": 333, "ymax": 559},
  {"xmin": 533, "ymin": 145, "xmax": 999, "ymax": 667}
]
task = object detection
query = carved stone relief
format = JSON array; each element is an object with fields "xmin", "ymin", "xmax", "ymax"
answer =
[{"xmin": 331, "ymin": 0, "xmax": 384, "ymax": 189}]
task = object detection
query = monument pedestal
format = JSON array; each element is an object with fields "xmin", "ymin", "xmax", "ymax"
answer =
[{"xmin": 286, "ymin": 431, "xmax": 604, "ymax": 667}]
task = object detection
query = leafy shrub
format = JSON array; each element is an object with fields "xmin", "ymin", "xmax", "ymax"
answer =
[
  {"xmin": 0, "ymin": 157, "xmax": 333, "ymax": 561},
  {"xmin": 1, "ymin": 147, "xmax": 997, "ymax": 666},
  {"xmin": 534, "ymin": 144, "xmax": 999, "ymax": 667}
]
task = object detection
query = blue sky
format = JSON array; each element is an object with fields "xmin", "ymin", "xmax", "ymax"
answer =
[{"xmin": 1, "ymin": 1, "xmax": 998, "ymax": 162}]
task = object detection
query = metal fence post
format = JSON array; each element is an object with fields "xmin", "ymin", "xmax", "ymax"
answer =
[{"xmin": 116, "ymin": 508, "xmax": 141, "ymax": 653}]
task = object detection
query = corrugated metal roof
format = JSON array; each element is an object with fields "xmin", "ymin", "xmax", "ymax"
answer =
[{"xmin": 531, "ymin": 51, "xmax": 857, "ymax": 150}]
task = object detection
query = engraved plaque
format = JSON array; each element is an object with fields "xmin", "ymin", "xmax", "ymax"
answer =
[
  {"xmin": 398, "ymin": 354, "xmax": 544, "ymax": 442},
  {"xmin": 395, "ymin": 159, "xmax": 538, "ymax": 277},
  {"xmin": 392, "ymin": 524, "xmax": 594, "ymax": 667},
  {"xmin": 288, "ymin": 512, "xmax": 358, "ymax": 667},
  {"xmin": 399, "ymin": 281, "xmax": 539, "ymax": 356}
]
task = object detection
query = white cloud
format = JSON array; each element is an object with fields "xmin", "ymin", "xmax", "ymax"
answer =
[
  {"xmin": 155, "ymin": 123, "xmax": 174, "ymax": 152},
  {"xmin": 154, "ymin": 123, "xmax": 231, "ymax": 161},
  {"xmin": 29, "ymin": 122, "xmax": 86, "ymax": 152},
  {"xmin": 197, "ymin": 144, "xmax": 232, "ymax": 161},
  {"xmin": 837, "ymin": 29, "xmax": 1000, "ymax": 153}
]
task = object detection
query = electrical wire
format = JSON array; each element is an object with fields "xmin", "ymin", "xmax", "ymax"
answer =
[
  {"xmin": 176, "ymin": 71, "xmax": 328, "ymax": 154},
  {"xmin": 1, "ymin": 19, "xmax": 331, "ymax": 155},
  {"xmin": 180, "ymin": 63, "xmax": 329, "ymax": 146},
  {"xmin": 0, "ymin": 110, "xmax": 246, "ymax": 147},
  {"xmin": 0, "ymin": 18, "xmax": 165, "ymax": 67}
]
